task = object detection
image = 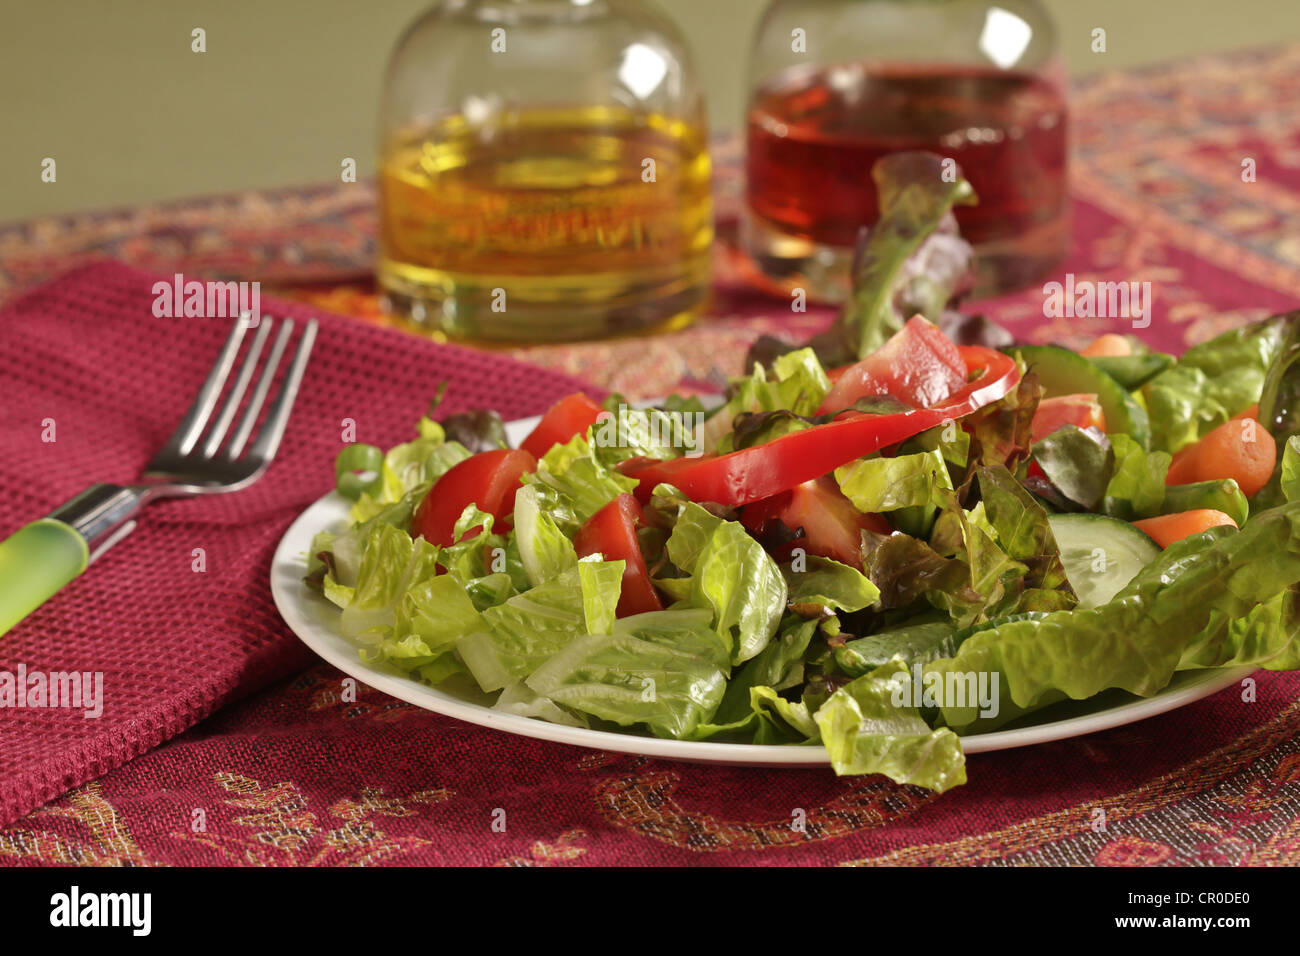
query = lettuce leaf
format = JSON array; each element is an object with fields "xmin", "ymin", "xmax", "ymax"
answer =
[
  {"xmin": 701, "ymin": 347, "xmax": 832, "ymax": 453},
  {"xmin": 1284, "ymin": 435, "xmax": 1300, "ymax": 504},
  {"xmin": 319, "ymin": 492, "xmax": 422, "ymax": 588},
  {"xmin": 590, "ymin": 406, "xmax": 697, "ymax": 463},
  {"xmin": 338, "ymin": 522, "xmax": 441, "ymax": 640},
  {"xmin": 523, "ymin": 608, "xmax": 729, "ymax": 739},
  {"xmin": 976, "ymin": 466, "xmax": 1073, "ymax": 594},
  {"xmin": 577, "ymin": 558, "xmax": 624, "ymax": 636},
  {"xmin": 1031, "ymin": 426, "xmax": 1114, "ymax": 510},
  {"xmin": 432, "ymin": 505, "xmax": 510, "ymax": 585},
  {"xmin": 494, "ymin": 681, "xmax": 589, "ymax": 727},
  {"xmin": 783, "ymin": 556, "xmax": 880, "ymax": 612},
  {"xmin": 372, "ymin": 573, "xmax": 484, "ymax": 677},
  {"xmin": 534, "ymin": 433, "xmax": 638, "ymax": 527},
  {"xmin": 457, "ymin": 560, "xmax": 623, "ymax": 693},
  {"xmin": 1144, "ymin": 313, "xmax": 1293, "ymax": 453},
  {"xmin": 714, "ymin": 616, "xmax": 820, "ymax": 725},
  {"xmin": 927, "ymin": 497, "xmax": 1300, "ymax": 727},
  {"xmin": 834, "ymin": 448, "xmax": 953, "ymax": 512},
  {"xmin": 513, "ymin": 484, "xmax": 578, "ymax": 586},
  {"xmin": 751, "ymin": 686, "xmax": 820, "ymax": 743},
  {"xmin": 814, "ymin": 658, "xmax": 968, "ymax": 791},
  {"xmin": 664, "ymin": 501, "xmax": 787, "ymax": 664},
  {"xmin": 928, "ymin": 489, "xmax": 1032, "ymax": 625},
  {"xmin": 1102, "ymin": 433, "xmax": 1170, "ymax": 520},
  {"xmin": 827, "ymin": 153, "xmax": 977, "ymax": 361},
  {"xmin": 1178, "ymin": 585, "xmax": 1300, "ymax": 670}
]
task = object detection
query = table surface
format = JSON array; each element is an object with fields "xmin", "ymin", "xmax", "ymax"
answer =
[{"xmin": 3, "ymin": 45, "xmax": 1300, "ymax": 866}]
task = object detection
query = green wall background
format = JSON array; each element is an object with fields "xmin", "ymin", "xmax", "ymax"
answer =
[{"xmin": 2, "ymin": 0, "xmax": 1294, "ymax": 220}]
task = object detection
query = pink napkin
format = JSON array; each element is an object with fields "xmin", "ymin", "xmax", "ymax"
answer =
[{"xmin": 0, "ymin": 261, "xmax": 600, "ymax": 825}]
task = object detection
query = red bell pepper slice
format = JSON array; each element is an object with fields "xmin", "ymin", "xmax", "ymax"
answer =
[{"xmin": 619, "ymin": 346, "xmax": 1020, "ymax": 507}]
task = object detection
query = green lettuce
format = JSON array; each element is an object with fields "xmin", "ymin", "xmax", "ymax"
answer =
[
  {"xmin": 701, "ymin": 347, "xmax": 832, "ymax": 453},
  {"xmin": 1102, "ymin": 433, "xmax": 1170, "ymax": 520},
  {"xmin": 928, "ymin": 489, "xmax": 1033, "ymax": 626},
  {"xmin": 834, "ymin": 448, "xmax": 953, "ymax": 512},
  {"xmin": 783, "ymin": 556, "xmax": 881, "ymax": 612},
  {"xmin": 1144, "ymin": 313, "xmax": 1294, "ymax": 453},
  {"xmin": 533, "ymin": 433, "xmax": 638, "ymax": 527},
  {"xmin": 316, "ymin": 492, "xmax": 422, "ymax": 588},
  {"xmin": 976, "ymin": 466, "xmax": 1072, "ymax": 594},
  {"xmin": 513, "ymin": 484, "xmax": 578, "ymax": 586},
  {"xmin": 713, "ymin": 616, "xmax": 820, "ymax": 725},
  {"xmin": 494, "ymin": 681, "xmax": 588, "ymax": 727},
  {"xmin": 589, "ymin": 405, "xmax": 697, "ymax": 463},
  {"xmin": 827, "ymin": 152, "xmax": 978, "ymax": 360},
  {"xmin": 814, "ymin": 658, "xmax": 968, "ymax": 792},
  {"xmin": 371, "ymin": 572, "xmax": 484, "ymax": 681},
  {"xmin": 337, "ymin": 522, "xmax": 441, "ymax": 639},
  {"xmin": 927, "ymin": 497, "xmax": 1300, "ymax": 727},
  {"xmin": 523, "ymin": 608, "xmax": 730, "ymax": 739},
  {"xmin": 457, "ymin": 560, "xmax": 623, "ymax": 693},
  {"xmin": 1178, "ymin": 586, "xmax": 1300, "ymax": 670},
  {"xmin": 664, "ymin": 501, "xmax": 787, "ymax": 664},
  {"xmin": 750, "ymin": 686, "xmax": 820, "ymax": 743},
  {"xmin": 1031, "ymin": 426, "xmax": 1114, "ymax": 510},
  {"xmin": 1283, "ymin": 436, "xmax": 1300, "ymax": 503}
]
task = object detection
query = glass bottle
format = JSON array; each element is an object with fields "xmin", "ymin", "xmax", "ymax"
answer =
[
  {"xmin": 378, "ymin": 0, "xmax": 713, "ymax": 343},
  {"xmin": 744, "ymin": 0, "xmax": 1067, "ymax": 300}
]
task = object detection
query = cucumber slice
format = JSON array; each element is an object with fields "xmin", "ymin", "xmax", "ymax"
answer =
[
  {"xmin": 1089, "ymin": 353, "xmax": 1174, "ymax": 390},
  {"xmin": 1007, "ymin": 345, "xmax": 1151, "ymax": 448},
  {"xmin": 1162, "ymin": 479, "xmax": 1250, "ymax": 526},
  {"xmin": 1048, "ymin": 512, "xmax": 1160, "ymax": 608}
]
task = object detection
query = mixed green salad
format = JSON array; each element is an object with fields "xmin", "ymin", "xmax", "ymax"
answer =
[{"xmin": 308, "ymin": 153, "xmax": 1300, "ymax": 793}]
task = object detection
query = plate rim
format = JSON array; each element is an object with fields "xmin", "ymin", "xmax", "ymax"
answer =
[{"xmin": 270, "ymin": 488, "xmax": 1253, "ymax": 767}]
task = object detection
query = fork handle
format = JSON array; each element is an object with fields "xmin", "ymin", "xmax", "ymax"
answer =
[
  {"xmin": 0, "ymin": 519, "xmax": 89, "ymax": 637},
  {"xmin": 0, "ymin": 484, "xmax": 144, "ymax": 637}
]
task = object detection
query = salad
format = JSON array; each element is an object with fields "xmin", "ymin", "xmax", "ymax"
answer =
[{"xmin": 307, "ymin": 153, "xmax": 1300, "ymax": 793}]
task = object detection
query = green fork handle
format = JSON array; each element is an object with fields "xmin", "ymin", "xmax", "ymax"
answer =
[
  {"xmin": 0, "ymin": 519, "xmax": 89, "ymax": 637},
  {"xmin": 0, "ymin": 484, "xmax": 145, "ymax": 637}
]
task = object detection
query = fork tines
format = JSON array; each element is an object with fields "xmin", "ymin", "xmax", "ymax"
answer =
[{"xmin": 150, "ymin": 315, "xmax": 318, "ymax": 473}]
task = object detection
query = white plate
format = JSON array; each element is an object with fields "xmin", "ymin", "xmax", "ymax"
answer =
[{"xmin": 269, "ymin": 411, "xmax": 1253, "ymax": 767}]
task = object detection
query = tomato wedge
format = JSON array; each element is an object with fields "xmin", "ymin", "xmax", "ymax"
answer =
[
  {"xmin": 740, "ymin": 476, "xmax": 889, "ymax": 567},
  {"xmin": 520, "ymin": 393, "xmax": 607, "ymax": 459},
  {"xmin": 1031, "ymin": 394, "xmax": 1106, "ymax": 443},
  {"xmin": 818, "ymin": 316, "xmax": 966, "ymax": 413},
  {"xmin": 619, "ymin": 346, "xmax": 1020, "ymax": 507},
  {"xmin": 412, "ymin": 448, "xmax": 537, "ymax": 547},
  {"xmin": 573, "ymin": 494, "xmax": 663, "ymax": 617}
]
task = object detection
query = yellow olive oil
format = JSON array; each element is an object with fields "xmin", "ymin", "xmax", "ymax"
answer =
[{"xmin": 378, "ymin": 105, "xmax": 713, "ymax": 342}]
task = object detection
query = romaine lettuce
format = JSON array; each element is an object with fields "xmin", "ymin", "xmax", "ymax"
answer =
[{"xmin": 664, "ymin": 501, "xmax": 787, "ymax": 664}]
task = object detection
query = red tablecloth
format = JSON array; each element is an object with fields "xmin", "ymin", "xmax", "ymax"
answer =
[{"xmin": 3, "ymin": 45, "xmax": 1300, "ymax": 866}]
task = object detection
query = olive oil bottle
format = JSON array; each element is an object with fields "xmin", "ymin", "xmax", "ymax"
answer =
[{"xmin": 378, "ymin": 2, "xmax": 713, "ymax": 342}]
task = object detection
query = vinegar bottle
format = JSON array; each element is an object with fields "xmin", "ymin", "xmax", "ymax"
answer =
[
  {"xmin": 744, "ymin": 0, "xmax": 1067, "ymax": 300},
  {"xmin": 378, "ymin": 0, "xmax": 713, "ymax": 343}
]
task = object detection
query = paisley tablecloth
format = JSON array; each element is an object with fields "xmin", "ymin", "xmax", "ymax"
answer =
[{"xmin": 3, "ymin": 45, "xmax": 1300, "ymax": 866}]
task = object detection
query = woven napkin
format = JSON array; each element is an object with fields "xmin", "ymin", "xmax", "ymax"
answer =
[{"xmin": 0, "ymin": 261, "xmax": 599, "ymax": 826}]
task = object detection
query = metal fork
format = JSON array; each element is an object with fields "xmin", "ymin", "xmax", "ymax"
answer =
[{"xmin": 0, "ymin": 315, "xmax": 318, "ymax": 636}]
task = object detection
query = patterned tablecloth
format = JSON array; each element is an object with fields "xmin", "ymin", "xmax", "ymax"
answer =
[{"xmin": 3, "ymin": 46, "xmax": 1300, "ymax": 866}]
